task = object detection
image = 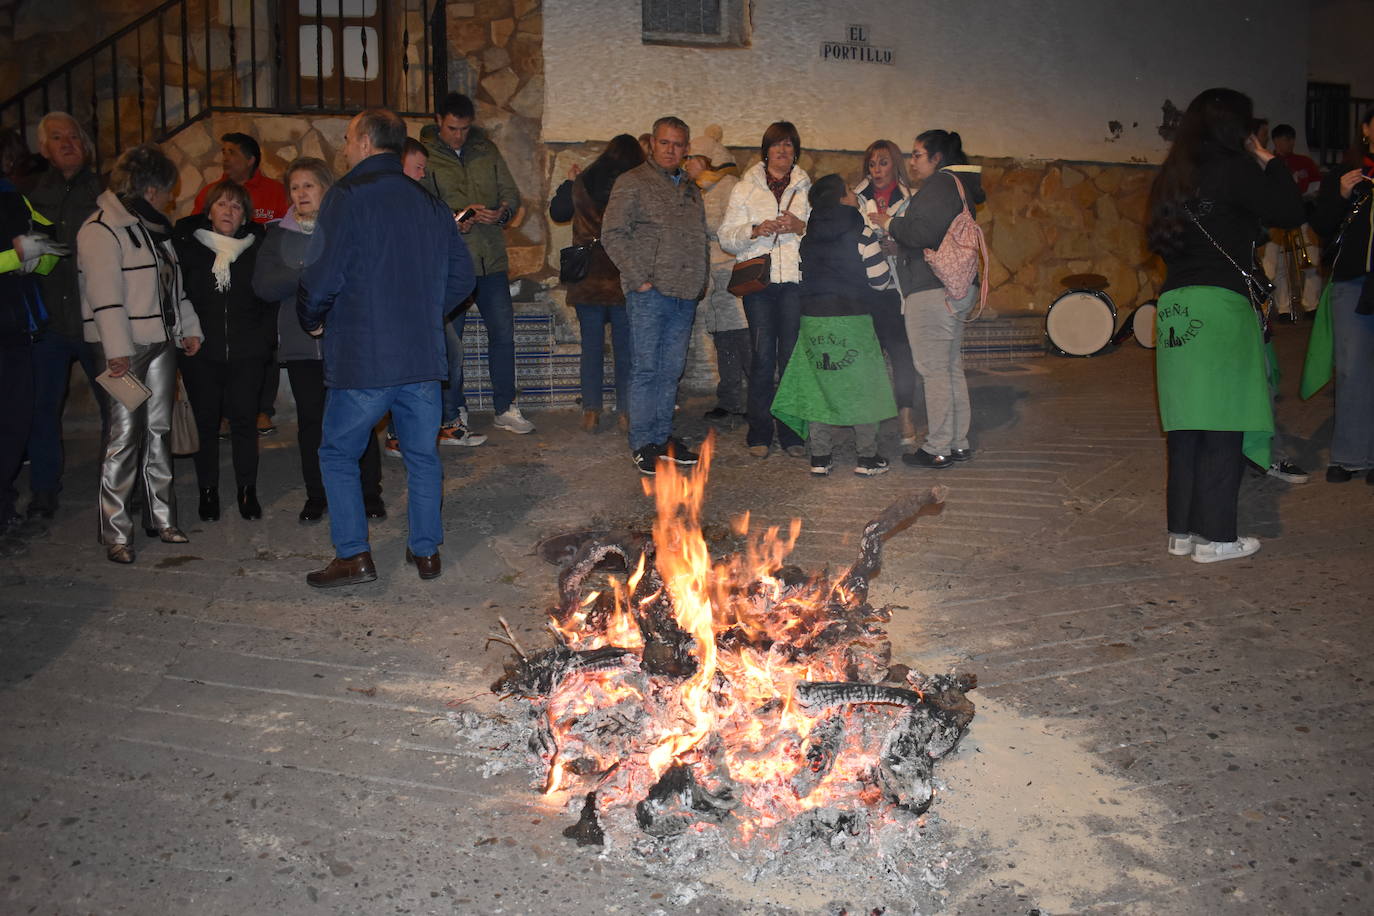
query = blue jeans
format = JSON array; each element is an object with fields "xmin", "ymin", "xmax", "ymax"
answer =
[
  {"xmin": 443, "ymin": 272, "xmax": 516, "ymax": 420},
  {"xmin": 321, "ymin": 382, "xmax": 442, "ymax": 558},
  {"xmin": 28, "ymin": 329, "xmax": 106, "ymax": 495},
  {"xmin": 743, "ymin": 282, "xmax": 803, "ymax": 449},
  {"xmin": 626, "ymin": 288, "xmax": 696, "ymax": 451},
  {"xmin": 1330, "ymin": 278, "xmax": 1374, "ymax": 468},
  {"xmin": 575, "ymin": 303, "xmax": 631, "ymax": 412}
]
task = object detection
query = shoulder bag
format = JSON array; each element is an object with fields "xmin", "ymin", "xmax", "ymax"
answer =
[
  {"xmin": 728, "ymin": 188, "xmax": 800, "ymax": 297},
  {"xmin": 922, "ymin": 171, "xmax": 989, "ymax": 320},
  {"xmin": 559, "ymin": 237, "xmax": 597, "ymax": 284},
  {"xmin": 171, "ymin": 371, "xmax": 199, "ymax": 456}
]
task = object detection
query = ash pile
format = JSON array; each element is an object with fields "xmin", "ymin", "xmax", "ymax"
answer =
[{"xmin": 454, "ymin": 448, "xmax": 977, "ymax": 906}]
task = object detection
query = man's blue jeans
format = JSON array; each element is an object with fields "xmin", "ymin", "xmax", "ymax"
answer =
[
  {"xmin": 321, "ymin": 381, "xmax": 442, "ymax": 558},
  {"xmin": 28, "ymin": 329, "xmax": 106, "ymax": 495},
  {"xmin": 575, "ymin": 303, "xmax": 631, "ymax": 412},
  {"xmin": 443, "ymin": 272, "xmax": 516, "ymax": 420},
  {"xmin": 626, "ymin": 288, "xmax": 696, "ymax": 451}
]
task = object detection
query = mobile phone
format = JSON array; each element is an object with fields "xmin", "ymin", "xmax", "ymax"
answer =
[{"xmin": 455, "ymin": 207, "xmax": 477, "ymax": 223}]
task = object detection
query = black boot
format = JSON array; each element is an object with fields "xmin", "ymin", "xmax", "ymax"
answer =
[
  {"xmin": 237, "ymin": 486, "xmax": 262, "ymax": 520},
  {"xmin": 299, "ymin": 496, "xmax": 327, "ymax": 523},
  {"xmin": 199, "ymin": 488, "xmax": 220, "ymax": 521}
]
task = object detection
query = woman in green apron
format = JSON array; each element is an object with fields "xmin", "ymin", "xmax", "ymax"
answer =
[{"xmin": 1146, "ymin": 88, "xmax": 1305, "ymax": 563}]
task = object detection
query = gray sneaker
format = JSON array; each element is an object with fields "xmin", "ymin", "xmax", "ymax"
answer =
[
  {"xmin": 1191, "ymin": 536, "xmax": 1261, "ymax": 564},
  {"xmin": 493, "ymin": 406, "xmax": 535, "ymax": 434}
]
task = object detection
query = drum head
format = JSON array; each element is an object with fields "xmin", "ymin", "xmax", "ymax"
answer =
[
  {"xmin": 1132, "ymin": 301, "xmax": 1157, "ymax": 348},
  {"xmin": 1046, "ymin": 290, "xmax": 1117, "ymax": 356}
]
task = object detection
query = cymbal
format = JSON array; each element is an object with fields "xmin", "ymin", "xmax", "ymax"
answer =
[{"xmin": 1059, "ymin": 273, "xmax": 1109, "ymax": 290}]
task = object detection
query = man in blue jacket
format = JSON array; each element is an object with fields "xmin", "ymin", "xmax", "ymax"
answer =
[{"xmin": 299, "ymin": 108, "xmax": 474, "ymax": 587}]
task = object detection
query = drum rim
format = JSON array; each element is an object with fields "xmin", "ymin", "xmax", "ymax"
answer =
[
  {"xmin": 1132, "ymin": 300, "xmax": 1158, "ymax": 348},
  {"xmin": 1046, "ymin": 289, "xmax": 1118, "ymax": 356}
]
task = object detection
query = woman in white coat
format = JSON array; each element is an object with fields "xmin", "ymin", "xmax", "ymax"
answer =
[{"xmin": 718, "ymin": 121, "xmax": 811, "ymax": 458}]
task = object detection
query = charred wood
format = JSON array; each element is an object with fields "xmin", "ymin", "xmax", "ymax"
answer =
[
  {"xmin": 635, "ymin": 764, "xmax": 739, "ymax": 837},
  {"xmin": 563, "ymin": 791, "xmax": 606, "ymax": 846},
  {"xmin": 792, "ymin": 712, "xmax": 846, "ymax": 798},
  {"xmin": 838, "ymin": 487, "xmax": 947, "ymax": 603},
  {"xmin": 493, "ymin": 645, "xmax": 633, "ymax": 697}
]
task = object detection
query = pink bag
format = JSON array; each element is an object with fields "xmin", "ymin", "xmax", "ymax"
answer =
[{"xmin": 922, "ymin": 171, "xmax": 988, "ymax": 318}]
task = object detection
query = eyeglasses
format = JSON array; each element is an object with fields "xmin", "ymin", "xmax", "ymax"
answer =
[{"xmin": 910, "ymin": 150, "xmax": 927, "ymax": 160}]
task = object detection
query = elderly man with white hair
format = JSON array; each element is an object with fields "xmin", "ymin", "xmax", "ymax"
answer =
[{"xmin": 24, "ymin": 111, "xmax": 106, "ymax": 520}]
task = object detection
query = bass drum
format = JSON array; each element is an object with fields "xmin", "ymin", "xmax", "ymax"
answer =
[
  {"xmin": 1046, "ymin": 289, "xmax": 1117, "ymax": 356},
  {"xmin": 1109, "ymin": 300, "xmax": 1159, "ymax": 349},
  {"xmin": 1130, "ymin": 301, "xmax": 1157, "ymax": 348}
]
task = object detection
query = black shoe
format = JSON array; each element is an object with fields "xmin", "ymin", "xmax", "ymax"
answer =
[
  {"xmin": 299, "ymin": 497, "xmax": 327, "ymax": 523},
  {"xmin": 703, "ymin": 406, "xmax": 732, "ymax": 422},
  {"xmin": 949, "ymin": 448, "xmax": 974, "ymax": 462},
  {"xmin": 1267, "ymin": 460, "xmax": 1310, "ymax": 484},
  {"xmin": 237, "ymin": 486, "xmax": 262, "ymax": 520},
  {"xmin": 364, "ymin": 495, "xmax": 387, "ymax": 520},
  {"xmin": 663, "ymin": 437, "xmax": 699, "ymax": 465},
  {"xmin": 810, "ymin": 454, "xmax": 832, "ymax": 476},
  {"xmin": 199, "ymin": 488, "xmax": 220, "ymax": 521},
  {"xmin": 25, "ymin": 490, "xmax": 57, "ymax": 519},
  {"xmin": 1367, "ymin": 468, "xmax": 1374, "ymax": 486},
  {"xmin": 632, "ymin": 443, "xmax": 661, "ymax": 476},
  {"xmin": 855, "ymin": 455, "xmax": 891, "ymax": 476},
  {"xmin": 1326, "ymin": 465, "xmax": 1358, "ymax": 483},
  {"xmin": 903, "ymin": 449, "xmax": 952, "ymax": 469}
]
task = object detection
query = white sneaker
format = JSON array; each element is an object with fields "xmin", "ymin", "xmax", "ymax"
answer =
[
  {"xmin": 1191, "ymin": 536, "xmax": 1261, "ymax": 564},
  {"xmin": 493, "ymin": 406, "xmax": 535, "ymax": 434},
  {"xmin": 1167, "ymin": 533, "xmax": 1196, "ymax": 556}
]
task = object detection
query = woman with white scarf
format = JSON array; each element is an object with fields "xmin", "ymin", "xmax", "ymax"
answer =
[
  {"xmin": 174, "ymin": 181, "xmax": 271, "ymax": 522},
  {"xmin": 253, "ymin": 157, "xmax": 384, "ymax": 523}
]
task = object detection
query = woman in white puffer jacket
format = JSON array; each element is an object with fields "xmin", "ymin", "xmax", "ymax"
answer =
[{"xmin": 718, "ymin": 121, "xmax": 812, "ymax": 458}]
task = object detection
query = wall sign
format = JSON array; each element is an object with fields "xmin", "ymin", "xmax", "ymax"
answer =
[{"xmin": 820, "ymin": 24, "xmax": 893, "ymax": 65}]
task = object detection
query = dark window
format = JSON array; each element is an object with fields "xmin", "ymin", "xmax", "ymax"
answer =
[{"xmin": 643, "ymin": 0, "xmax": 748, "ymax": 47}]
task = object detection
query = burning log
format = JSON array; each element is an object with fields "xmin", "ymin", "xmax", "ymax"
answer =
[
  {"xmin": 635, "ymin": 763, "xmax": 740, "ymax": 837},
  {"xmin": 493, "ymin": 644, "xmax": 633, "ymax": 697},
  {"xmin": 792, "ymin": 712, "xmax": 846, "ymax": 798}
]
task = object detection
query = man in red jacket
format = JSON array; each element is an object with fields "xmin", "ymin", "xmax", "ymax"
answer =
[{"xmin": 192, "ymin": 132, "xmax": 288, "ymax": 224}]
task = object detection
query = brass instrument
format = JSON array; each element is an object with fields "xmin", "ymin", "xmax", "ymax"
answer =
[{"xmin": 1281, "ymin": 227, "xmax": 1314, "ymax": 319}]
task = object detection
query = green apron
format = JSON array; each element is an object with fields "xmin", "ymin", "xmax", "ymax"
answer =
[
  {"xmin": 772, "ymin": 314, "xmax": 898, "ymax": 440},
  {"xmin": 1155, "ymin": 286, "xmax": 1274, "ymax": 467},
  {"xmin": 1300, "ymin": 281, "xmax": 1334, "ymax": 400}
]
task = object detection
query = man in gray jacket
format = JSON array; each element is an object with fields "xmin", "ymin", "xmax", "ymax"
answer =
[{"xmin": 601, "ymin": 116, "xmax": 708, "ymax": 476}]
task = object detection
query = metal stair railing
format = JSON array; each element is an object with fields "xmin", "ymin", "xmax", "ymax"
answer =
[{"xmin": 1, "ymin": 0, "xmax": 446, "ymax": 173}]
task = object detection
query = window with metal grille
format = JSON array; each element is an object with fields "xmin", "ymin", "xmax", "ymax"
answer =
[{"xmin": 642, "ymin": 0, "xmax": 750, "ymax": 47}]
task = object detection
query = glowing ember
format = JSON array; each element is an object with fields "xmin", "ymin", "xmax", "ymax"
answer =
[{"xmin": 494, "ymin": 435, "xmax": 973, "ymax": 847}]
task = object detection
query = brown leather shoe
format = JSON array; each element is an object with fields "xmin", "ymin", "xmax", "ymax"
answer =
[
  {"xmin": 405, "ymin": 546, "xmax": 441, "ymax": 580},
  {"xmin": 306, "ymin": 551, "xmax": 378, "ymax": 588},
  {"xmin": 107, "ymin": 544, "xmax": 135, "ymax": 564}
]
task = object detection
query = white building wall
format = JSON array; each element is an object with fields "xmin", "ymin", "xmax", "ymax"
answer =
[{"xmin": 544, "ymin": 0, "xmax": 1308, "ymax": 162}]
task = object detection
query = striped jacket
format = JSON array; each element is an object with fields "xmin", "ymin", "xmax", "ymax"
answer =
[{"xmin": 78, "ymin": 190, "xmax": 201, "ymax": 358}]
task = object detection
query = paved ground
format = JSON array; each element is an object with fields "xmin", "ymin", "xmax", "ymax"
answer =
[{"xmin": 2, "ymin": 322, "xmax": 1371, "ymax": 915}]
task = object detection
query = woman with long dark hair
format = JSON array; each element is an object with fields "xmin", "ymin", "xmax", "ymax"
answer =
[
  {"xmin": 1146, "ymin": 87, "xmax": 1304, "ymax": 563},
  {"xmin": 719, "ymin": 121, "xmax": 812, "ymax": 459},
  {"xmin": 551, "ymin": 134, "xmax": 645, "ymax": 432},
  {"xmin": 1310, "ymin": 109, "xmax": 1374, "ymax": 484},
  {"xmin": 876, "ymin": 129, "xmax": 985, "ymax": 470}
]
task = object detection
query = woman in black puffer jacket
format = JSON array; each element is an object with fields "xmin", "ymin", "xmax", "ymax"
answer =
[{"xmin": 173, "ymin": 180, "xmax": 272, "ymax": 522}]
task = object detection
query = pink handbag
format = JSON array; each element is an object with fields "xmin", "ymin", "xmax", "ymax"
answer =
[{"xmin": 922, "ymin": 172, "xmax": 988, "ymax": 317}]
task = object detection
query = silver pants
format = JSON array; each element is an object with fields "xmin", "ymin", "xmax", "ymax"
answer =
[{"xmin": 95, "ymin": 340, "xmax": 178, "ymax": 544}]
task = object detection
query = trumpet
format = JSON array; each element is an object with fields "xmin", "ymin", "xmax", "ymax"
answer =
[{"xmin": 1282, "ymin": 227, "xmax": 1314, "ymax": 319}]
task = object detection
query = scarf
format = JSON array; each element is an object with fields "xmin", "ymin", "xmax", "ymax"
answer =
[
  {"xmin": 281, "ymin": 206, "xmax": 317, "ymax": 235},
  {"xmin": 125, "ymin": 195, "xmax": 173, "ymax": 241},
  {"xmin": 193, "ymin": 227, "xmax": 255, "ymax": 292},
  {"xmin": 765, "ymin": 168, "xmax": 791, "ymax": 202}
]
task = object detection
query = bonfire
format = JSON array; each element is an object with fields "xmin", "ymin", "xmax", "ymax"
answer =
[{"xmin": 487, "ymin": 436, "xmax": 975, "ymax": 852}]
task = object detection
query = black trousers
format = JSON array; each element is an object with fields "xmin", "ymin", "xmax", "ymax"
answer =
[
  {"xmin": 0, "ymin": 333, "xmax": 34, "ymax": 520},
  {"xmin": 1166, "ymin": 429, "xmax": 1244, "ymax": 542},
  {"xmin": 286, "ymin": 360, "xmax": 381, "ymax": 502},
  {"xmin": 869, "ymin": 289, "xmax": 918, "ymax": 409},
  {"xmin": 180, "ymin": 354, "xmax": 264, "ymax": 490}
]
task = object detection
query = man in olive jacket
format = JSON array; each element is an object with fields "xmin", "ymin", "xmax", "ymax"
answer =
[
  {"xmin": 23, "ymin": 112, "xmax": 106, "ymax": 519},
  {"xmin": 420, "ymin": 92, "xmax": 533, "ymax": 438},
  {"xmin": 601, "ymin": 116, "xmax": 709, "ymax": 476}
]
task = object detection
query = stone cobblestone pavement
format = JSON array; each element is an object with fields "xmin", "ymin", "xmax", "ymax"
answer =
[{"xmin": 2, "ymin": 323, "xmax": 1370, "ymax": 915}]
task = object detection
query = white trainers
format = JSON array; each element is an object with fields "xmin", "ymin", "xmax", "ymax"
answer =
[
  {"xmin": 1191, "ymin": 536, "xmax": 1261, "ymax": 564},
  {"xmin": 493, "ymin": 406, "xmax": 535, "ymax": 434},
  {"xmin": 1167, "ymin": 533, "xmax": 1196, "ymax": 556}
]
